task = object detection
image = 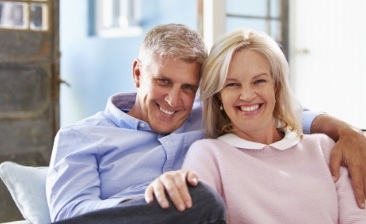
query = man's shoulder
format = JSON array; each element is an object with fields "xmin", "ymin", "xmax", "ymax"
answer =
[{"xmin": 60, "ymin": 111, "xmax": 114, "ymax": 134}]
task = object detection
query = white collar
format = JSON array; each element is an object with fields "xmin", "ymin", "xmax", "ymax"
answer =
[{"xmin": 217, "ymin": 130, "xmax": 300, "ymax": 150}]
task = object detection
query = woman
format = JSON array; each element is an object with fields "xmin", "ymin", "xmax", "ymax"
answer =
[{"xmin": 182, "ymin": 28, "xmax": 366, "ymax": 223}]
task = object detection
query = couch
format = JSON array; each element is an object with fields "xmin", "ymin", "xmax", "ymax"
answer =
[
  {"xmin": 1, "ymin": 131, "xmax": 366, "ymax": 223},
  {"xmin": 0, "ymin": 161, "xmax": 50, "ymax": 224}
]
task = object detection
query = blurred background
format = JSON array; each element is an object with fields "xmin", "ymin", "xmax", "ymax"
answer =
[{"xmin": 59, "ymin": 0, "xmax": 366, "ymax": 129}]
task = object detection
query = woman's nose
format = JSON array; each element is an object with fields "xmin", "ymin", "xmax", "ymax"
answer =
[{"xmin": 239, "ymin": 87, "xmax": 254, "ymax": 100}]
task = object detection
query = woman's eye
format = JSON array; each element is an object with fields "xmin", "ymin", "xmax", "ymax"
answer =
[
  {"xmin": 226, "ymin": 83, "xmax": 238, "ymax": 87},
  {"xmin": 254, "ymin": 79, "xmax": 266, "ymax": 84}
]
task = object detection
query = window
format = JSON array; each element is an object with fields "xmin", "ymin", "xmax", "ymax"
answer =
[
  {"xmin": 0, "ymin": 0, "xmax": 49, "ymax": 31},
  {"xmin": 93, "ymin": 0, "xmax": 142, "ymax": 37},
  {"xmin": 226, "ymin": 0, "xmax": 289, "ymax": 58}
]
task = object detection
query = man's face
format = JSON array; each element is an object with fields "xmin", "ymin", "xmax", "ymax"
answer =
[{"xmin": 129, "ymin": 55, "xmax": 201, "ymax": 134}]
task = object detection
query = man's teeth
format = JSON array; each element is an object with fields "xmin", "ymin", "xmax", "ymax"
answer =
[
  {"xmin": 160, "ymin": 107, "xmax": 174, "ymax": 115},
  {"xmin": 240, "ymin": 105, "xmax": 259, "ymax": 112}
]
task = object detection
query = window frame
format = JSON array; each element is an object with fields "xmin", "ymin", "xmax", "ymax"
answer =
[
  {"xmin": 225, "ymin": 0, "xmax": 289, "ymax": 58},
  {"xmin": 0, "ymin": 0, "xmax": 50, "ymax": 31},
  {"xmin": 93, "ymin": 0, "xmax": 142, "ymax": 38}
]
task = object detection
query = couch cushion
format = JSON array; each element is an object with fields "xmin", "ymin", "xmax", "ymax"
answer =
[{"xmin": 0, "ymin": 161, "xmax": 51, "ymax": 224}]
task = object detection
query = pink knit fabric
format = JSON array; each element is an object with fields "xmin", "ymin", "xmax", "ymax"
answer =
[{"xmin": 182, "ymin": 133, "xmax": 366, "ymax": 223}]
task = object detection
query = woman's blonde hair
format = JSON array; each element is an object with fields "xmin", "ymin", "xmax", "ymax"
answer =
[{"xmin": 200, "ymin": 28, "xmax": 303, "ymax": 138}]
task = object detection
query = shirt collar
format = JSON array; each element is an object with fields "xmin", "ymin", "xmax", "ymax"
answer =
[
  {"xmin": 104, "ymin": 92, "xmax": 151, "ymax": 130},
  {"xmin": 217, "ymin": 130, "xmax": 300, "ymax": 150}
]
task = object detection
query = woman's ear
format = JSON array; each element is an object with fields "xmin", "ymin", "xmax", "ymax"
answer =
[
  {"xmin": 274, "ymin": 84, "xmax": 280, "ymax": 97},
  {"xmin": 217, "ymin": 93, "xmax": 222, "ymax": 102},
  {"xmin": 215, "ymin": 93, "xmax": 223, "ymax": 107},
  {"xmin": 132, "ymin": 59, "xmax": 141, "ymax": 88}
]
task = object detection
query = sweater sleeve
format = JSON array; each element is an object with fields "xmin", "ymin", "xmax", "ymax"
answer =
[
  {"xmin": 182, "ymin": 140, "xmax": 223, "ymax": 195},
  {"xmin": 336, "ymin": 166, "xmax": 366, "ymax": 222},
  {"xmin": 320, "ymin": 135, "xmax": 366, "ymax": 222}
]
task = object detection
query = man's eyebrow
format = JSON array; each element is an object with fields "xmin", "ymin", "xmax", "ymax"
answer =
[
  {"xmin": 184, "ymin": 83, "xmax": 197, "ymax": 87},
  {"xmin": 153, "ymin": 75, "xmax": 170, "ymax": 80}
]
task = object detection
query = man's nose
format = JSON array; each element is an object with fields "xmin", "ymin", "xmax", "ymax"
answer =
[{"xmin": 165, "ymin": 88, "xmax": 180, "ymax": 107}]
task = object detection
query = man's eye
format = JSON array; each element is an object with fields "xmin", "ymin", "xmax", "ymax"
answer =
[
  {"xmin": 183, "ymin": 85, "xmax": 197, "ymax": 94},
  {"xmin": 157, "ymin": 78, "xmax": 170, "ymax": 85}
]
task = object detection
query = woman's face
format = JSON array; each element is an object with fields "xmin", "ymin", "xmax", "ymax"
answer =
[{"xmin": 220, "ymin": 49, "xmax": 276, "ymax": 139}]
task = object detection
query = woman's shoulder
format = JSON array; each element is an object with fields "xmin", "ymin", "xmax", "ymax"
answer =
[
  {"xmin": 191, "ymin": 138, "xmax": 224, "ymax": 147},
  {"xmin": 189, "ymin": 138, "xmax": 237, "ymax": 158},
  {"xmin": 302, "ymin": 133, "xmax": 335, "ymax": 144},
  {"xmin": 300, "ymin": 133, "xmax": 336, "ymax": 157}
]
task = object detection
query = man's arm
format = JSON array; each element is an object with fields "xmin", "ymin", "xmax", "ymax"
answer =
[
  {"xmin": 47, "ymin": 129, "xmax": 123, "ymax": 221},
  {"xmin": 311, "ymin": 114, "xmax": 366, "ymax": 209}
]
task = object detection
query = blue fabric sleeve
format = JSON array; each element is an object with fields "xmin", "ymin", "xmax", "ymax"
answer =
[{"xmin": 301, "ymin": 108, "xmax": 325, "ymax": 134}]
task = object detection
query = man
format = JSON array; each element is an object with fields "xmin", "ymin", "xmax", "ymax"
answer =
[
  {"xmin": 47, "ymin": 23, "xmax": 226, "ymax": 224},
  {"xmin": 46, "ymin": 24, "xmax": 366, "ymax": 223}
]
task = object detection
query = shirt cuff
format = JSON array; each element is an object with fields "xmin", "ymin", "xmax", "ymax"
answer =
[{"xmin": 301, "ymin": 109, "xmax": 325, "ymax": 134}]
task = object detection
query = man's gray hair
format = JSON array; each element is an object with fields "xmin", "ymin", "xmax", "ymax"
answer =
[{"xmin": 139, "ymin": 23, "xmax": 207, "ymax": 65}]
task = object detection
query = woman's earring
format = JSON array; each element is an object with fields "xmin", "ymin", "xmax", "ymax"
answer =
[{"xmin": 220, "ymin": 105, "xmax": 223, "ymax": 110}]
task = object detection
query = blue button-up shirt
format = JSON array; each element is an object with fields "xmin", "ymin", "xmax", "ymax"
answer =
[{"xmin": 46, "ymin": 92, "xmax": 320, "ymax": 221}]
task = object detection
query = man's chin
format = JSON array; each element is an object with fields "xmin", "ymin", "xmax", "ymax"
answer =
[
  {"xmin": 150, "ymin": 116, "xmax": 188, "ymax": 134},
  {"xmin": 151, "ymin": 122, "xmax": 180, "ymax": 135},
  {"xmin": 152, "ymin": 127, "xmax": 175, "ymax": 135}
]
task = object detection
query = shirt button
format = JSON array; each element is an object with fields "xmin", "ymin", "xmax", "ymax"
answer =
[
  {"xmin": 140, "ymin": 123, "xmax": 145, "ymax": 128},
  {"xmin": 165, "ymin": 141, "xmax": 170, "ymax": 145}
]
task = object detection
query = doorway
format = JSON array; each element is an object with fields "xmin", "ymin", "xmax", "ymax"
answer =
[{"xmin": 0, "ymin": 0, "xmax": 60, "ymax": 221}]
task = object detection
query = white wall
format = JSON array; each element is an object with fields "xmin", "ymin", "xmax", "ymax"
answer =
[{"xmin": 289, "ymin": 0, "xmax": 366, "ymax": 129}]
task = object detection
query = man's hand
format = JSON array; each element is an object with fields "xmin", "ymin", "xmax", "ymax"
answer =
[
  {"xmin": 329, "ymin": 128, "xmax": 366, "ymax": 209},
  {"xmin": 145, "ymin": 170, "xmax": 199, "ymax": 211},
  {"xmin": 311, "ymin": 114, "xmax": 366, "ymax": 209}
]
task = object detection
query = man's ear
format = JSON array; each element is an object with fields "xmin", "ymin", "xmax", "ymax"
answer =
[{"xmin": 132, "ymin": 59, "xmax": 141, "ymax": 88}]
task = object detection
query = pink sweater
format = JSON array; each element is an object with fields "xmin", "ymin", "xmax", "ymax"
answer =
[{"xmin": 182, "ymin": 132, "xmax": 366, "ymax": 223}]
